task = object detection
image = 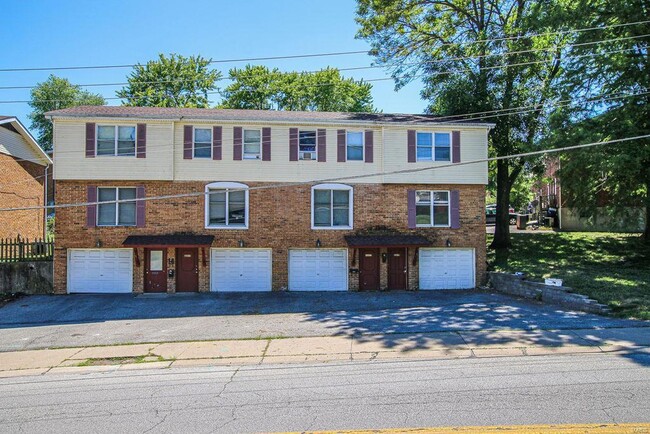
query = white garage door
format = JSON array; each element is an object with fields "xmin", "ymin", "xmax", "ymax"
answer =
[
  {"xmin": 419, "ymin": 248, "xmax": 475, "ymax": 290},
  {"xmin": 211, "ymin": 249, "xmax": 272, "ymax": 292},
  {"xmin": 68, "ymin": 249, "xmax": 133, "ymax": 293},
  {"xmin": 289, "ymin": 249, "xmax": 348, "ymax": 291}
]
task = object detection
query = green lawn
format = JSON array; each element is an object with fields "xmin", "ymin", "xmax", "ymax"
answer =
[{"xmin": 487, "ymin": 232, "xmax": 650, "ymax": 320}]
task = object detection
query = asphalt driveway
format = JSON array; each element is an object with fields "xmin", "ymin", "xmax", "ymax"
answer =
[{"xmin": 0, "ymin": 290, "xmax": 646, "ymax": 352}]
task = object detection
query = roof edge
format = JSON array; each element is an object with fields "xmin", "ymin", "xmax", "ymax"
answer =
[{"xmin": 0, "ymin": 117, "xmax": 52, "ymax": 166}]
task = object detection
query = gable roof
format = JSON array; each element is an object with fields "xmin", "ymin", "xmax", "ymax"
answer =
[
  {"xmin": 45, "ymin": 106, "xmax": 495, "ymax": 128},
  {"xmin": 0, "ymin": 117, "xmax": 52, "ymax": 166}
]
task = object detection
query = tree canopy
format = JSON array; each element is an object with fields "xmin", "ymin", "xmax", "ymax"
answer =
[
  {"xmin": 219, "ymin": 65, "xmax": 376, "ymax": 112},
  {"xmin": 29, "ymin": 75, "xmax": 104, "ymax": 150},
  {"xmin": 117, "ymin": 53, "xmax": 221, "ymax": 108}
]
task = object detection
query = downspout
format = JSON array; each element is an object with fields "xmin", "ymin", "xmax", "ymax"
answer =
[{"xmin": 44, "ymin": 164, "xmax": 49, "ymax": 239}]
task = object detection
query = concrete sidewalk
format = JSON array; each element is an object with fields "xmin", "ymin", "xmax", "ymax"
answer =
[{"xmin": 1, "ymin": 327, "xmax": 648, "ymax": 378}]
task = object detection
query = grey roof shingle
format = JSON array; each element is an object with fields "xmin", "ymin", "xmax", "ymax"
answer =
[{"xmin": 44, "ymin": 106, "xmax": 494, "ymax": 126}]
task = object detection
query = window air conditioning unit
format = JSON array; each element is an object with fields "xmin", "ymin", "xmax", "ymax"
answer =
[{"xmin": 301, "ymin": 152, "xmax": 314, "ymax": 160}]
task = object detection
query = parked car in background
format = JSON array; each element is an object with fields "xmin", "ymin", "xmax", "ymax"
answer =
[{"xmin": 486, "ymin": 204, "xmax": 517, "ymax": 225}]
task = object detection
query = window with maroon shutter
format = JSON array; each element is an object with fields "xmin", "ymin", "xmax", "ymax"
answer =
[
  {"xmin": 337, "ymin": 130, "xmax": 346, "ymax": 162},
  {"xmin": 86, "ymin": 185, "xmax": 97, "ymax": 227},
  {"xmin": 450, "ymin": 190, "xmax": 460, "ymax": 228},
  {"xmin": 85, "ymin": 123, "xmax": 96, "ymax": 158},
  {"xmin": 262, "ymin": 127, "xmax": 271, "ymax": 161},
  {"xmin": 412, "ymin": 190, "xmax": 453, "ymax": 227},
  {"xmin": 233, "ymin": 127, "xmax": 243, "ymax": 160},
  {"xmin": 289, "ymin": 128, "xmax": 299, "ymax": 161},
  {"xmin": 136, "ymin": 185, "xmax": 146, "ymax": 227},
  {"xmin": 407, "ymin": 130, "xmax": 416, "ymax": 163},
  {"xmin": 452, "ymin": 131, "xmax": 461, "ymax": 163},
  {"xmin": 407, "ymin": 190, "xmax": 416, "ymax": 229},
  {"xmin": 364, "ymin": 130, "xmax": 373, "ymax": 163},
  {"xmin": 136, "ymin": 124, "xmax": 146, "ymax": 158},
  {"xmin": 213, "ymin": 126, "xmax": 222, "ymax": 160},
  {"xmin": 317, "ymin": 129, "xmax": 326, "ymax": 162},
  {"xmin": 183, "ymin": 126, "xmax": 193, "ymax": 159}
]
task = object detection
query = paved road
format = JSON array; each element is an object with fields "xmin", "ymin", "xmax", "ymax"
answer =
[
  {"xmin": 1, "ymin": 352, "xmax": 648, "ymax": 433},
  {"xmin": 0, "ymin": 291, "xmax": 645, "ymax": 351}
]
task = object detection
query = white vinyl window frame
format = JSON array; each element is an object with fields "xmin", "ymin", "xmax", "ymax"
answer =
[
  {"xmin": 204, "ymin": 182, "xmax": 249, "ymax": 229},
  {"xmin": 243, "ymin": 128, "xmax": 262, "ymax": 160},
  {"xmin": 415, "ymin": 190, "xmax": 451, "ymax": 228},
  {"xmin": 310, "ymin": 183, "xmax": 354, "ymax": 230},
  {"xmin": 193, "ymin": 126, "xmax": 212, "ymax": 159},
  {"xmin": 95, "ymin": 125, "xmax": 137, "ymax": 157},
  {"xmin": 299, "ymin": 130, "xmax": 318, "ymax": 161},
  {"xmin": 415, "ymin": 131, "xmax": 452, "ymax": 162},
  {"xmin": 96, "ymin": 186, "xmax": 137, "ymax": 227},
  {"xmin": 346, "ymin": 131, "xmax": 364, "ymax": 162}
]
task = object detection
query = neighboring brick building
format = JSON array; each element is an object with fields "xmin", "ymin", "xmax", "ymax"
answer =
[
  {"xmin": 47, "ymin": 106, "xmax": 493, "ymax": 294},
  {"xmin": 0, "ymin": 116, "xmax": 52, "ymax": 240}
]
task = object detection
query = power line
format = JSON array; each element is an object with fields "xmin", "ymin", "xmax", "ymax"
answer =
[
  {"xmin": 1, "ymin": 134, "xmax": 647, "ymax": 212},
  {"xmin": 1, "ymin": 19, "xmax": 647, "ymax": 74},
  {"xmin": 0, "ymin": 46, "xmax": 635, "ymax": 105}
]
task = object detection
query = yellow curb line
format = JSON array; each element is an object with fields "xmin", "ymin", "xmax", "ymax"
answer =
[{"xmin": 282, "ymin": 423, "xmax": 650, "ymax": 433}]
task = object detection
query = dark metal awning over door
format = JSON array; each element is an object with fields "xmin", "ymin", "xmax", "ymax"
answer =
[
  {"xmin": 344, "ymin": 235, "xmax": 431, "ymax": 248},
  {"xmin": 122, "ymin": 235, "xmax": 214, "ymax": 248}
]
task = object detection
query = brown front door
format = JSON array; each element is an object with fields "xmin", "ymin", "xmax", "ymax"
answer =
[
  {"xmin": 387, "ymin": 248, "xmax": 407, "ymax": 290},
  {"xmin": 176, "ymin": 248, "xmax": 199, "ymax": 292},
  {"xmin": 359, "ymin": 248, "xmax": 380, "ymax": 291},
  {"xmin": 144, "ymin": 249, "xmax": 167, "ymax": 293}
]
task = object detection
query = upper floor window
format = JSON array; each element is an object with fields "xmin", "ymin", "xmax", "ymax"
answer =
[
  {"xmin": 97, "ymin": 187, "xmax": 136, "ymax": 226},
  {"xmin": 205, "ymin": 182, "xmax": 249, "ymax": 229},
  {"xmin": 312, "ymin": 184, "xmax": 353, "ymax": 229},
  {"xmin": 416, "ymin": 190, "xmax": 450, "ymax": 227},
  {"xmin": 97, "ymin": 126, "xmax": 135, "ymax": 156},
  {"xmin": 243, "ymin": 129, "xmax": 261, "ymax": 159},
  {"xmin": 299, "ymin": 130, "xmax": 317, "ymax": 161},
  {"xmin": 416, "ymin": 132, "xmax": 451, "ymax": 162},
  {"xmin": 346, "ymin": 131, "xmax": 364, "ymax": 161},
  {"xmin": 194, "ymin": 127, "xmax": 212, "ymax": 159}
]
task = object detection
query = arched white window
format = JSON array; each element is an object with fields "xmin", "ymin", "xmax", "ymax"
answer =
[
  {"xmin": 311, "ymin": 183, "xmax": 353, "ymax": 230},
  {"xmin": 205, "ymin": 182, "xmax": 249, "ymax": 229}
]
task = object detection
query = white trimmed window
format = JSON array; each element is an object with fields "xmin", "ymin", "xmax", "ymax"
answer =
[
  {"xmin": 97, "ymin": 187, "xmax": 136, "ymax": 226},
  {"xmin": 346, "ymin": 131, "xmax": 364, "ymax": 161},
  {"xmin": 416, "ymin": 190, "xmax": 450, "ymax": 227},
  {"xmin": 205, "ymin": 182, "xmax": 249, "ymax": 229},
  {"xmin": 299, "ymin": 130, "xmax": 317, "ymax": 161},
  {"xmin": 416, "ymin": 132, "xmax": 451, "ymax": 161},
  {"xmin": 193, "ymin": 127, "xmax": 212, "ymax": 159},
  {"xmin": 97, "ymin": 125, "xmax": 136, "ymax": 156},
  {"xmin": 311, "ymin": 183, "xmax": 353, "ymax": 229},
  {"xmin": 243, "ymin": 129, "xmax": 261, "ymax": 159}
]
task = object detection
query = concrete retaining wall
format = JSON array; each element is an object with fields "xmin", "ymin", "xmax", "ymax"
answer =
[
  {"xmin": 489, "ymin": 272, "xmax": 610, "ymax": 315},
  {"xmin": 0, "ymin": 262, "xmax": 53, "ymax": 295}
]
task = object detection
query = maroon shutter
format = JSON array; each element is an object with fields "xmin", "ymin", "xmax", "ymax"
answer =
[
  {"xmin": 364, "ymin": 130, "xmax": 374, "ymax": 163},
  {"xmin": 183, "ymin": 126, "xmax": 193, "ymax": 159},
  {"xmin": 86, "ymin": 185, "xmax": 97, "ymax": 228},
  {"xmin": 452, "ymin": 131, "xmax": 461, "ymax": 163},
  {"xmin": 337, "ymin": 129, "xmax": 346, "ymax": 162},
  {"xmin": 407, "ymin": 130, "xmax": 416, "ymax": 163},
  {"xmin": 317, "ymin": 129, "xmax": 326, "ymax": 162},
  {"xmin": 450, "ymin": 190, "xmax": 460, "ymax": 229},
  {"xmin": 136, "ymin": 185, "xmax": 146, "ymax": 228},
  {"xmin": 289, "ymin": 128, "xmax": 298, "ymax": 161},
  {"xmin": 136, "ymin": 124, "xmax": 146, "ymax": 158},
  {"xmin": 212, "ymin": 126, "xmax": 222, "ymax": 160},
  {"xmin": 85, "ymin": 123, "xmax": 95, "ymax": 158},
  {"xmin": 407, "ymin": 189, "xmax": 416, "ymax": 229},
  {"xmin": 262, "ymin": 127, "xmax": 271, "ymax": 161},
  {"xmin": 233, "ymin": 127, "xmax": 243, "ymax": 160}
]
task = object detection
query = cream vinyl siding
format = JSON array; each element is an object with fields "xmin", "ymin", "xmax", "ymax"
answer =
[
  {"xmin": 383, "ymin": 127, "xmax": 488, "ymax": 185},
  {"xmin": 52, "ymin": 119, "xmax": 174, "ymax": 180},
  {"xmin": 0, "ymin": 127, "xmax": 44, "ymax": 164},
  {"xmin": 174, "ymin": 122, "xmax": 384, "ymax": 183}
]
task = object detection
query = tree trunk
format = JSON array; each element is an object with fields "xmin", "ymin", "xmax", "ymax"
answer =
[
  {"xmin": 490, "ymin": 159, "xmax": 513, "ymax": 249},
  {"xmin": 644, "ymin": 180, "xmax": 650, "ymax": 242}
]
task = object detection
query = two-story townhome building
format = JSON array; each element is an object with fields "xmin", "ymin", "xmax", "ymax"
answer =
[{"xmin": 46, "ymin": 106, "xmax": 493, "ymax": 295}]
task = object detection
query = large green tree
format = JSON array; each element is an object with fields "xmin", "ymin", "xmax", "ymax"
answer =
[
  {"xmin": 356, "ymin": 0, "xmax": 568, "ymax": 248},
  {"xmin": 29, "ymin": 75, "xmax": 104, "ymax": 150},
  {"xmin": 547, "ymin": 0, "xmax": 650, "ymax": 238},
  {"xmin": 219, "ymin": 65, "xmax": 376, "ymax": 112},
  {"xmin": 117, "ymin": 54, "xmax": 221, "ymax": 108}
]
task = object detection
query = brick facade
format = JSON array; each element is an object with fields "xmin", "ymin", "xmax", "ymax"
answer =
[
  {"xmin": 0, "ymin": 153, "xmax": 46, "ymax": 240},
  {"xmin": 54, "ymin": 180, "xmax": 486, "ymax": 294}
]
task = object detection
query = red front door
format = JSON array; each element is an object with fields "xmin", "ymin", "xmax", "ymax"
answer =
[
  {"xmin": 359, "ymin": 248, "xmax": 380, "ymax": 291},
  {"xmin": 176, "ymin": 248, "xmax": 199, "ymax": 292},
  {"xmin": 387, "ymin": 248, "xmax": 407, "ymax": 290},
  {"xmin": 144, "ymin": 249, "xmax": 167, "ymax": 293}
]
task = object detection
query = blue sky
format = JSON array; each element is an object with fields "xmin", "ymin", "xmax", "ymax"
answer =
[{"xmin": 1, "ymin": 0, "xmax": 427, "ymax": 133}]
